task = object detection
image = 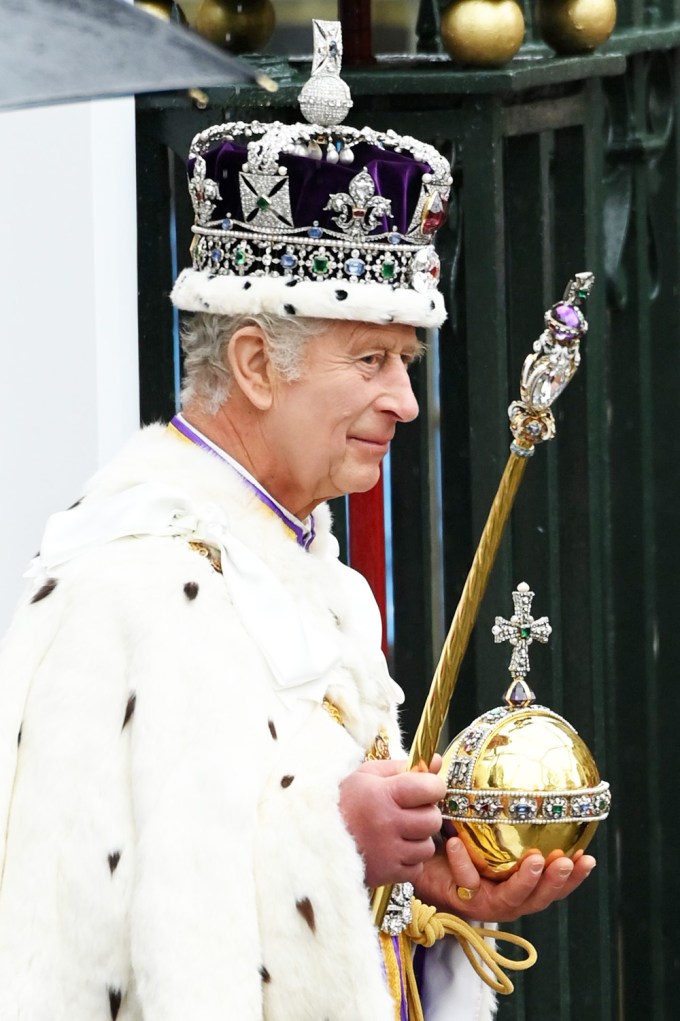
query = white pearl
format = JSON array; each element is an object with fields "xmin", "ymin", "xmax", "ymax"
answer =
[
  {"xmin": 339, "ymin": 147, "xmax": 354, "ymax": 164},
  {"xmin": 326, "ymin": 145, "xmax": 339, "ymax": 163}
]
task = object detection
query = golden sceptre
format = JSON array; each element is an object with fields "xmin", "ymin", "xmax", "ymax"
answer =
[{"xmin": 372, "ymin": 271, "xmax": 595, "ymax": 926}]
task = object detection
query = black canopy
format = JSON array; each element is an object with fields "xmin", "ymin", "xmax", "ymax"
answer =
[{"xmin": 0, "ymin": 0, "xmax": 274, "ymax": 111}]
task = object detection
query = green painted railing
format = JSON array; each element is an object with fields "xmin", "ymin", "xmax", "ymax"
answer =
[{"xmin": 135, "ymin": 6, "xmax": 680, "ymax": 1014}]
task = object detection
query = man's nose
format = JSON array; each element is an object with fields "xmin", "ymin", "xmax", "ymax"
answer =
[{"xmin": 382, "ymin": 358, "xmax": 419, "ymax": 423}]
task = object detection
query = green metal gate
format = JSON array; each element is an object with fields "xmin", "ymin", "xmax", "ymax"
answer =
[{"xmin": 135, "ymin": 4, "xmax": 680, "ymax": 1015}]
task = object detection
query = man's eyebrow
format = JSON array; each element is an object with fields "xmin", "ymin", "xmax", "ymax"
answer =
[{"xmin": 405, "ymin": 339, "xmax": 426, "ymax": 360}]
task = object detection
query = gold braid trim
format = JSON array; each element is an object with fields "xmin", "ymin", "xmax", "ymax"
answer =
[{"xmin": 402, "ymin": 896, "xmax": 538, "ymax": 1016}]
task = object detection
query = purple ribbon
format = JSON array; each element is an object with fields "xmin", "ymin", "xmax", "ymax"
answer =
[{"xmin": 169, "ymin": 415, "xmax": 315, "ymax": 550}]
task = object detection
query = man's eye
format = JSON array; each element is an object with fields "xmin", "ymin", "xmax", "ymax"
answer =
[{"xmin": 360, "ymin": 353, "xmax": 383, "ymax": 366}]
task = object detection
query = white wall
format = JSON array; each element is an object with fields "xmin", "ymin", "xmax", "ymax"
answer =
[{"xmin": 0, "ymin": 98, "xmax": 139, "ymax": 629}]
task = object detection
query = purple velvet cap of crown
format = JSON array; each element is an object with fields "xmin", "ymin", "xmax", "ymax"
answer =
[{"xmin": 190, "ymin": 139, "xmax": 433, "ymax": 236}]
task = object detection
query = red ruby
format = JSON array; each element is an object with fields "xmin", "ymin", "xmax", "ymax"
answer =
[{"xmin": 421, "ymin": 194, "xmax": 447, "ymax": 235}]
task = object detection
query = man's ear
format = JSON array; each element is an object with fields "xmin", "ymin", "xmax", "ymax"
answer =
[{"xmin": 227, "ymin": 324, "xmax": 274, "ymax": 410}]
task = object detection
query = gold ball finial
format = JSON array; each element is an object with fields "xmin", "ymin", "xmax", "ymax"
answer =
[
  {"xmin": 194, "ymin": 0, "xmax": 275, "ymax": 53},
  {"xmin": 440, "ymin": 0, "xmax": 525, "ymax": 67},
  {"xmin": 536, "ymin": 0, "xmax": 617, "ymax": 53}
]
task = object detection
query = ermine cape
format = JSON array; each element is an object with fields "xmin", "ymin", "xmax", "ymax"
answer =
[{"xmin": 0, "ymin": 425, "xmax": 495, "ymax": 1020}]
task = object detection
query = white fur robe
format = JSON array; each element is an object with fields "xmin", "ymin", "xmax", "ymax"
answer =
[{"xmin": 0, "ymin": 426, "xmax": 496, "ymax": 1021}]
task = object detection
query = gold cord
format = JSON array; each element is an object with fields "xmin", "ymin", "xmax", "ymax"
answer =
[{"xmin": 403, "ymin": 897, "xmax": 538, "ymax": 1016}]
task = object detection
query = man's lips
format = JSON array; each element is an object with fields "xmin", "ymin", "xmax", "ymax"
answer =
[{"xmin": 349, "ymin": 435, "xmax": 393, "ymax": 450}]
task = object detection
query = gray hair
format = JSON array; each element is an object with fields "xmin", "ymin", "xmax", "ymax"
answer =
[{"xmin": 180, "ymin": 312, "xmax": 326, "ymax": 414}]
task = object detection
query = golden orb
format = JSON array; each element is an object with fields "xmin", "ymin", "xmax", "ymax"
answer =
[
  {"xmin": 536, "ymin": 0, "xmax": 617, "ymax": 53},
  {"xmin": 440, "ymin": 0, "xmax": 525, "ymax": 67},
  {"xmin": 195, "ymin": 0, "xmax": 275, "ymax": 53},
  {"xmin": 439, "ymin": 583, "xmax": 610, "ymax": 879}
]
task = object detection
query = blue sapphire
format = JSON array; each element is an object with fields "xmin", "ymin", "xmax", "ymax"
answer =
[
  {"xmin": 221, "ymin": 217, "xmax": 232, "ymax": 231},
  {"xmin": 388, "ymin": 233, "xmax": 402, "ymax": 245},
  {"xmin": 210, "ymin": 249, "xmax": 222, "ymax": 263},
  {"xmin": 344, "ymin": 258, "xmax": 366, "ymax": 276},
  {"xmin": 307, "ymin": 225, "xmax": 323, "ymax": 239},
  {"xmin": 280, "ymin": 253, "xmax": 298, "ymax": 270}
]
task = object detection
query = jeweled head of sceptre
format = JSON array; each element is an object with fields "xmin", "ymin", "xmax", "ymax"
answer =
[{"xmin": 508, "ymin": 272, "xmax": 593, "ymax": 456}]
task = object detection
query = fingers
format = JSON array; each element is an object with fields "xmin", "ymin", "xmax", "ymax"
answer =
[
  {"xmin": 398, "ymin": 804, "xmax": 443, "ymax": 841},
  {"xmin": 441, "ymin": 839, "xmax": 598, "ymax": 921},
  {"xmin": 390, "ymin": 771, "xmax": 446, "ymax": 810},
  {"xmin": 445, "ymin": 836, "xmax": 482, "ymax": 897}
]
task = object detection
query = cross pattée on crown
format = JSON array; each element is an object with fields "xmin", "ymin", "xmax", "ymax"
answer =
[{"xmin": 492, "ymin": 582, "xmax": 552, "ymax": 707}]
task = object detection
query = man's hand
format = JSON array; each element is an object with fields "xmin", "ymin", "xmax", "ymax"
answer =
[
  {"xmin": 339, "ymin": 758, "xmax": 445, "ymax": 888},
  {"xmin": 414, "ymin": 835, "xmax": 597, "ymax": 922}
]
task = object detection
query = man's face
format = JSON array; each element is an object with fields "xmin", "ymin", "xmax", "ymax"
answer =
[{"xmin": 262, "ymin": 320, "xmax": 421, "ymax": 518}]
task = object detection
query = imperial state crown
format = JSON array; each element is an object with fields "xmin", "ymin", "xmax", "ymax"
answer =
[
  {"xmin": 440, "ymin": 583, "xmax": 611, "ymax": 879},
  {"xmin": 171, "ymin": 19, "xmax": 452, "ymax": 329}
]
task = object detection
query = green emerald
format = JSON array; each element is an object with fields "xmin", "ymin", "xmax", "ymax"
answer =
[
  {"xmin": 552, "ymin": 805, "xmax": 563, "ymax": 817},
  {"xmin": 235, "ymin": 248, "xmax": 246, "ymax": 266},
  {"xmin": 520, "ymin": 626, "xmax": 531, "ymax": 639},
  {"xmin": 381, "ymin": 261, "xmax": 395, "ymax": 280},
  {"xmin": 313, "ymin": 256, "xmax": 329, "ymax": 274},
  {"xmin": 257, "ymin": 196, "xmax": 270, "ymax": 210}
]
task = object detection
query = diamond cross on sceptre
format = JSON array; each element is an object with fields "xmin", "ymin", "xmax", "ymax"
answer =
[{"xmin": 492, "ymin": 582, "xmax": 552, "ymax": 707}]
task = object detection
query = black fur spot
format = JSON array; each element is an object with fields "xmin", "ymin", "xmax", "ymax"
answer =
[
  {"xmin": 31, "ymin": 578, "xmax": 58, "ymax": 603},
  {"xmin": 335, "ymin": 289, "xmax": 348, "ymax": 301},
  {"xmin": 260, "ymin": 964, "xmax": 271, "ymax": 983},
  {"xmin": 281, "ymin": 775, "xmax": 294, "ymax": 788},
  {"xmin": 202, "ymin": 300, "xmax": 210, "ymax": 309},
  {"xmin": 296, "ymin": 897, "xmax": 316, "ymax": 933},
  {"xmin": 108, "ymin": 851, "xmax": 121, "ymax": 874},
  {"xmin": 430, "ymin": 299, "xmax": 436, "ymax": 310},
  {"xmin": 243, "ymin": 281, "xmax": 252, "ymax": 289},
  {"xmin": 108, "ymin": 987, "xmax": 122, "ymax": 1020},
  {"xmin": 268, "ymin": 720, "xmax": 278, "ymax": 740},
  {"xmin": 122, "ymin": 693, "xmax": 136, "ymax": 730},
  {"xmin": 184, "ymin": 581, "xmax": 199, "ymax": 600},
  {"xmin": 17, "ymin": 726, "xmax": 22, "ymax": 747},
  {"xmin": 283, "ymin": 304, "xmax": 296, "ymax": 315},
  {"xmin": 68, "ymin": 498, "xmax": 83, "ymax": 510},
  {"xmin": 285, "ymin": 279, "xmax": 298, "ymax": 287}
]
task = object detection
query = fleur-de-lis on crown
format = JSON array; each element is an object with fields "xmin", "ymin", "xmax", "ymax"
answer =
[
  {"xmin": 324, "ymin": 169, "xmax": 393, "ymax": 237},
  {"xmin": 188, "ymin": 156, "xmax": 222, "ymax": 226}
]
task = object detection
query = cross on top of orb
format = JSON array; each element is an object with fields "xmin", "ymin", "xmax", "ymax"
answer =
[{"xmin": 492, "ymin": 582, "xmax": 552, "ymax": 707}]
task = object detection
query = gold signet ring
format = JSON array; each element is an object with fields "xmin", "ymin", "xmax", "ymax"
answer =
[{"xmin": 456, "ymin": 886, "xmax": 477, "ymax": 901}]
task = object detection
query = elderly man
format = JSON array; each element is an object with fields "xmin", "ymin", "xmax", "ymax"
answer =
[{"xmin": 0, "ymin": 24, "xmax": 594, "ymax": 1021}]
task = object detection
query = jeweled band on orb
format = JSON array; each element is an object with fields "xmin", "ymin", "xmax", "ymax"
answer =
[{"xmin": 441, "ymin": 781, "xmax": 612, "ymax": 825}]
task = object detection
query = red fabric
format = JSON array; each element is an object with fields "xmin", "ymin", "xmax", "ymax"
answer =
[
  {"xmin": 349, "ymin": 476, "xmax": 387, "ymax": 655},
  {"xmin": 338, "ymin": 0, "xmax": 374, "ymax": 64}
]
